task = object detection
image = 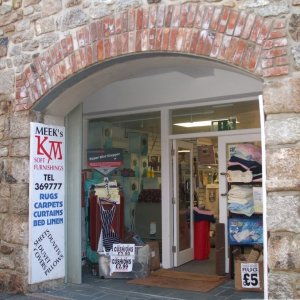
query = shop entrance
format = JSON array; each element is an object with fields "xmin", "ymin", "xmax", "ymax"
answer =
[{"xmin": 172, "ymin": 130, "xmax": 263, "ymax": 277}]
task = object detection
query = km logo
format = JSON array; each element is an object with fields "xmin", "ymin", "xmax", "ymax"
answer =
[{"xmin": 36, "ymin": 136, "xmax": 63, "ymax": 162}]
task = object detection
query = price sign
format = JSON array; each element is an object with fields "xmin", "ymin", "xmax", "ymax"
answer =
[
  {"xmin": 109, "ymin": 244, "xmax": 135, "ymax": 275},
  {"xmin": 241, "ymin": 263, "xmax": 260, "ymax": 288}
]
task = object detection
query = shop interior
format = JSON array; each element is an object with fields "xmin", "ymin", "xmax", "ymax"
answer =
[{"xmin": 81, "ymin": 99, "xmax": 263, "ymax": 278}]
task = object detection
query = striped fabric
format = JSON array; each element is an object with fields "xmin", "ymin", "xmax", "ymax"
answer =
[{"xmin": 100, "ymin": 202, "xmax": 120, "ymax": 251}]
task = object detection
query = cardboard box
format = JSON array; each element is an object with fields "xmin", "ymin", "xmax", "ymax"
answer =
[
  {"xmin": 234, "ymin": 260, "xmax": 264, "ymax": 292},
  {"xmin": 147, "ymin": 240, "xmax": 160, "ymax": 271}
]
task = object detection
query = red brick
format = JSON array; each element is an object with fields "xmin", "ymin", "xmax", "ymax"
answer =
[
  {"xmin": 263, "ymin": 65, "xmax": 289, "ymax": 77},
  {"xmin": 233, "ymin": 11, "xmax": 247, "ymax": 37},
  {"xmin": 97, "ymin": 20, "xmax": 103, "ymax": 39},
  {"xmin": 149, "ymin": 5, "xmax": 157, "ymax": 28},
  {"xmin": 47, "ymin": 67, "xmax": 56, "ymax": 85},
  {"xmin": 186, "ymin": 3, "xmax": 197, "ymax": 28},
  {"xmin": 262, "ymin": 58, "xmax": 273, "ymax": 68},
  {"xmin": 135, "ymin": 30, "xmax": 142, "ymax": 52},
  {"xmin": 108, "ymin": 16, "xmax": 115, "ymax": 36},
  {"xmin": 189, "ymin": 29, "xmax": 200, "ymax": 53},
  {"xmin": 241, "ymin": 44, "xmax": 254, "ymax": 68},
  {"xmin": 194, "ymin": 5, "xmax": 205, "ymax": 28},
  {"xmin": 115, "ymin": 13, "xmax": 122, "ymax": 34},
  {"xmin": 44, "ymin": 71, "xmax": 52, "ymax": 88},
  {"xmin": 273, "ymin": 18, "xmax": 286, "ymax": 29},
  {"xmin": 224, "ymin": 36, "xmax": 239, "ymax": 63},
  {"xmin": 169, "ymin": 28, "xmax": 178, "ymax": 50},
  {"xmin": 218, "ymin": 7, "xmax": 230, "ymax": 33},
  {"xmin": 202, "ymin": 6, "xmax": 214, "ymax": 30},
  {"xmin": 157, "ymin": 5, "xmax": 165, "ymax": 28},
  {"xmin": 217, "ymin": 35, "xmax": 230, "ymax": 60},
  {"xmin": 149, "ymin": 28, "xmax": 156, "ymax": 50},
  {"xmin": 16, "ymin": 87, "xmax": 27, "ymax": 99},
  {"xmin": 264, "ymin": 39, "xmax": 286, "ymax": 50},
  {"xmin": 77, "ymin": 28, "xmax": 85, "ymax": 47},
  {"xmin": 248, "ymin": 45, "xmax": 262, "ymax": 70},
  {"xmin": 180, "ymin": 3, "xmax": 189, "ymax": 27},
  {"xmin": 143, "ymin": 7, "xmax": 149, "ymax": 29},
  {"xmin": 84, "ymin": 27, "xmax": 90, "ymax": 44},
  {"xmin": 268, "ymin": 29, "xmax": 287, "ymax": 39},
  {"xmin": 128, "ymin": 7, "xmax": 135, "ymax": 31},
  {"xmin": 249, "ymin": 16, "xmax": 263, "ymax": 42},
  {"xmin": 203, "ymin": 31, "xmax": 215, "ymax": 55},
  {"xmin": 165, "ymin": 5, "xmax": 174, "ymax": 27},
  {"xmin": 171, "ymin": 5, "xmax": 180, "ymax": 28},
  {"xmin": 210, "ymin": 32, "xmax": 224, "ymax": 58},
  {"xmin": 103, "ymin": 17, "xmax": 110, "ymax": 38},
  {"xmin": 64, "ymin": 56, "xmax": 72, "ymax": 77},
  {"xmin": 122, "ymin": 10, "xmax": 128, "ymax": 33},
  {"xmin": 30, "ymin": 85, "xmax": 39, "ymax": 101},
  {"xmin": 39, "ymin": 74, "xmax": 48, "ymax": 93},
  {"xmin": 79, "ymin": 47, "xmax": 87, "ymax": 68},
  {"xmin": 58, "ymin": 60, "xmax": 67, "ymax": 80},
  {"xmin": 241, "ymin": 13, "xmax": 256, "ymax": 39},
  {"xmin": 92, "ymin": 41, "xmax": 98, "ymax": 63},
  {"xmin": 155, "ymin": 28, "xmax": 163, "ymax": 50},
  {"xmin": 195, "ymin": 30, "xmax": 207, "ymax": 55},
  {"xmin": 69, "ymin": 53, "xmax": 77, "ymax": 73},
  {"xmin": 233, "ymin": 39, "xmax": 246, "ymax": 65},
  {"xmin": 103, "ymin": 38, "xmax": 111, "ymax": 58},
  {"xmin": 226, "ymin": 10, "xmax": 239, "ymax": 35},
  {"xmin": 122, "ymin": 32, "xmax": 128, "ymax": 53},
  {"xmin": 90, "ymin": 22, "xmax": 98, "ymax": 42},
  {"xmin": 116, "ymin": 35, "xmax": 122, "ymax": 56},
  {"xmin": 61, "ymin": 38, "xmax": 68, "ymax": 57},
  {"xmin": 136, "ymin": 7, "xmax": 143, "ymax": 30},
  {"xmin": 275, "ymin": 56, "xmax": 289, "ymax": 66},
  {"xmin": 35, "ymin": 78, "xmax": 43, "ymax": 96},
  {"xmin": 97, "ymin": 40, "xmax": 104, "ymax": 61},
  {"xmin": 257, "ymin": 19, "xmax": 272, "ymax": 45},
  {"xmin": 210, "ymin": 7, "xmax": 222, "ymax": 31},
  {"xmin": 183, "ymin": 28, "xmax": 192, "ymax": 52},
  {"xmin": 110, "ymin": 36, "xmax": 117, "ymax": 57},
  {"xmin": 141, "ymin": 29, "xmax": 148, "ymax": 51},
  {"xmin": 162, "ymin": 28, "xmax": 170, "ymax": 50},
  {"xmin": 24, "ymin": 67, "xmax": 34, "ymax": 84},
  {"xmin": 86, "ymin": 44, "xmax": 93, "ymax": 65},
  {"xmin": 262, "ymin": 48, "xmax": 287, "ymax": 59},
  {"xmin": 128, "ymin": 31, "xmax": 135, "ymax": 53},
  {"xmin": 54, "ymin": 64, "xmax": 63, "ymax": 82},
  {"xmin": 175, "ymin": 28, "xmax": 184, "ymax": 51}
]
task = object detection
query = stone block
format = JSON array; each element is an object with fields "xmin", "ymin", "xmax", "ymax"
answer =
[
  {"xmin": 268, "ymin": 271, "xmax": 300, "ymax": 299},
  {"xmin": 265, "ymin": 115, "xmax": 300, "ymax": 145},
  {"xmin": 58, "ymin": 8, "xmax": 88, "ymax": 31},
  {"xmin": 266, "ymin": 147, "xmax": 300, "ymax": 190},
  {"xmin": 0, "ymin": 214, "xmax": 28, "ymax": 245},
  {"xmin": 0, "ymin": 272, "xmax": 27, "ymax": 293},
  {"xmin": 42, "ymin": 0, "xmax": 62, "ymax": 16},
  {"xmin": 13, "ymin": 245, "xmax": 28, "ymax": 273},
  {"xmin": 0, "ymin": 37, "xmax": 8, "ymax": 57},
  {"xmin": 10, "ymin": 111, "xmax": 36, "ymax": 138},
  {"xmin": 10, "ymin": 157, "xmax": 29, "ymax": 184},
  {"xmin": 0, "ymin": 70, "xmax": 14, "ymax": 95},
  {"xmin": 0, "ymin": 183, "xmax": 10, "ymax": 198},
  {"xmin": 263, "ymin": 78, "xmax": 300, "ymax": 114},
  {"xmin": 35, "ymin": 17, "xmax": 55, "ymax": 36},
  {"xmin": 289, "ymin": 14, "xmax": 300, "ymax": 41},
  {"xmin": 291, "ymin": 45, "xmax": 300, "ymax": 70},
  {"xmin": 10, "ymin": 183, "xmax": 29, "ymax": 215},
  {"xmin": 268, "ymin": 232, "xmax": 300, "ymax": 270},
  {"xmin": 10, "ymin": 138, "xmax": 30, "ymax": 157},
  {"xmin": 267, "ymin": 192, "xmax": 300, "ymax": 232}
]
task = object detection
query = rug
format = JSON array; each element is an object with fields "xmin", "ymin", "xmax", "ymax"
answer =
[{"xmin": 128, "ymin": 269, "xmax": 228, "ymax": 293}]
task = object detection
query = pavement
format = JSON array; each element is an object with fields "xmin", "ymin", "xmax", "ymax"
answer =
[{"xmin": 0, "ymin": 270, "xmax": 265, "ymax": 300}]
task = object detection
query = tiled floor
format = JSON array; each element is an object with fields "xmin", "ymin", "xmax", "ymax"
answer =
[{"xmin": 1, "ymin": 268, "xmax": 265, "ymax": 300}]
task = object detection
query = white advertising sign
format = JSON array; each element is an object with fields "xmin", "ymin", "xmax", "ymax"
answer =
[
  {"xmin": 241, "ymin": 262, "xmax": 260, "ymax": 288},
  {"xmin": 109, "ymin": 244, "xmax": 135, "ymax": 275},
  {"xmin": 28, "ymin": 122, "xmax": 65, "ymax": 284}
]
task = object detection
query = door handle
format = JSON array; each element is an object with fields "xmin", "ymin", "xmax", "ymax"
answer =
[
  {"xmin": 220, "ymin": 172, "xmax": 228, "ymax": 176},
  {"xmin": 221, "ymin": 193, "xmax": 227, "ymax": 197}
]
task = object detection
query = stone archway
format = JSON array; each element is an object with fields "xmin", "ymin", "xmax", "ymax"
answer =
[{"xmin": 16, "ymin": 4, "xmax": 288, "ymax": 111}]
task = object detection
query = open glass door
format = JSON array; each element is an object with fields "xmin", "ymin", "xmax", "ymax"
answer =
[{"xmin": 173, "ymin": 140, "xmax": 194, "ymax": 267}]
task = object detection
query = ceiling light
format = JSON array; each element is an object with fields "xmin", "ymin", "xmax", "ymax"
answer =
[{"xmin": 174, "ymin": 120, "xmax": 212, "ymax": 128}]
